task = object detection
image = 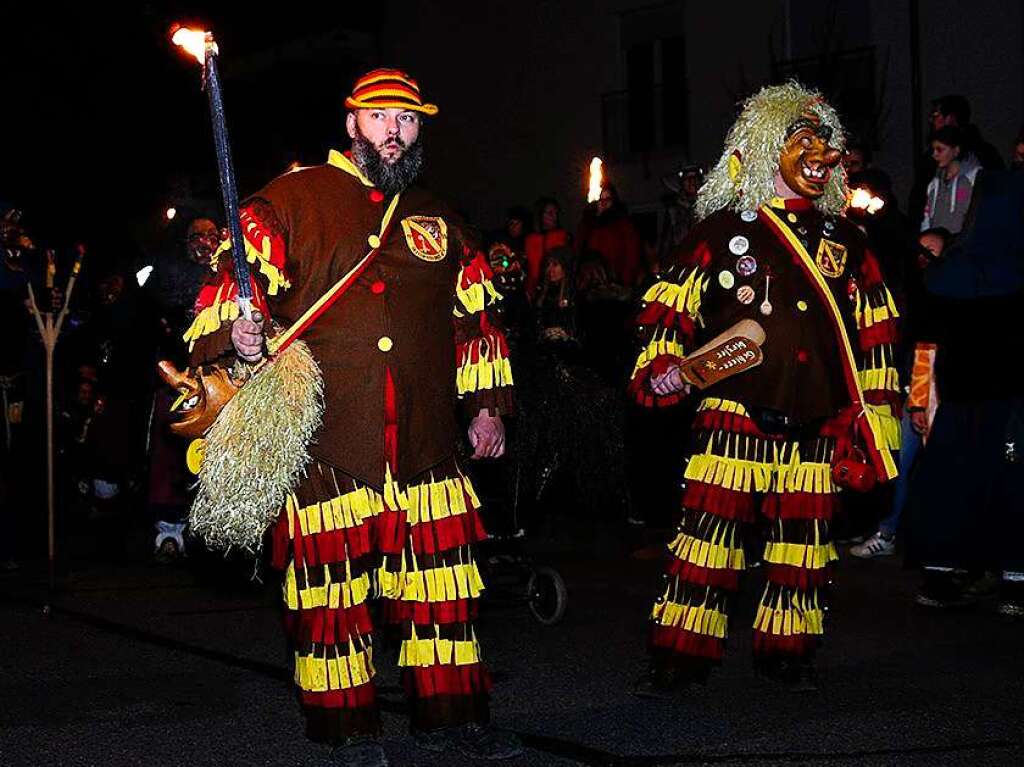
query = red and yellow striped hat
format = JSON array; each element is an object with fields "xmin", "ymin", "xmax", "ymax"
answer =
[{"xmin": 344, "ymin": 68, "xmax": 439, "ymax": 116}]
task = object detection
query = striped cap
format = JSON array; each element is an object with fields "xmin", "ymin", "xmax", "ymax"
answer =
[{"xmin": 344, "ymin": 68, "xmax": 439, "ymax": 116}]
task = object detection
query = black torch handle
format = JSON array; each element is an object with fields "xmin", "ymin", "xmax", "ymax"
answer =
[{"xmin": 204, "ymin": 46, "xmax": 252, "ymax": 304}]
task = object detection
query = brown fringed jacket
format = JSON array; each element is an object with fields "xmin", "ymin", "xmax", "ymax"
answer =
[{"xmin": 184, "ymin": 150, "xmax": 513, "ymax": 488}]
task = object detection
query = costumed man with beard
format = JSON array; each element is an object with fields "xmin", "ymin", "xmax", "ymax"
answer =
[
  {"xmin": 180, "ymin": 69, "xmax": 521, "ymax": 766},
  {"xmin": 629, "ymin": 83, "xmax": 901, "ymax": 692}
]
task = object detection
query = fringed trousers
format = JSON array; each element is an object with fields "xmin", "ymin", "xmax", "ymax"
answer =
[
  {"xmin": 270, "ymin": 458, "xmax": 491, "ymax": 744},
  {"xmin": 650, "ymin": 398, "xmax": 841, "ymax": 674}
]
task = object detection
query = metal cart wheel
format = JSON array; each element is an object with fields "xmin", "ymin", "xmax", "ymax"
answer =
[{"xmin": 526, "ymin": 565, "xmax": 568, "ymax": 625}]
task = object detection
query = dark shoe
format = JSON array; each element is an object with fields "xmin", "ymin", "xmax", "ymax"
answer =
[
  {"xmin": 632, "ymin": 662, "xmax": 709, "ymax": 699},
  {"xmin": 915, "ymin": 572, "xmax": 975, "ymax": 608},
  {"xmin": 755, "ymin": 656, "xmax": 818, "ymax": 692},
  {"xmin": 414, "ymin": 723, "xmax": 523, "ymax": 760},
  {"xmin": 330, "ymin": 738, "xmax": 388, "ymax": 767}
]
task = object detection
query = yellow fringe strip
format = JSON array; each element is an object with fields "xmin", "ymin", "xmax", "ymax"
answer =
[
  {"xmin": 641, "ymin": 269, "xmax": 708, "ymax": 321},
  {"xmin": 377, "ymin": 557, "xmax": 485, "ymax": 604},
  {"xmin": 398, "ymin": 629, "xmax": 481, "ymax": 667},
  {"xmin": 697, "ymin": 398, "xmax": 751, "ymax": 418},
  {"xmin": 631, "ymin": 328, "xmax": 686, "ymax": 379},
  {"xmin": 182, "ymin": 282, "xmax": 242, "ymax": 351},
  {"xmin": 668, "ymin": 528, "xmax": 745, "ymax": 571},
  {"xmin": 241, "ymin": 223, "xmax": 290, "ymax": 296},
  {"xmin": 854, "ymin": 284, "xmax": 900, "ymax": 329},
  {"xmin": 455, "ymin": 337, "xmax": 514, "ymax": 395},
  {"xmin": 289, "ymin": 487, "xmax": 384, "ymax": 538},
  {"xmin": 284, "ymin": 560, "xmax": 372, "ymax": 611},
  {"xmin": 652, "ymin": 597, "xmax": 729, "ymax": 638},
  {"xmin": 772, "ymin": 459, "xmax": 835, "ymax": 495},
  {"xmin": 382, "ymin": 466, "xmax": 481, "ymax": 527},
  {"xmin": 753, "ymin": 594, "xmax": 825, "ymax": 637},
  {"xmin": 685, "ymin": 452, "xmax": 775, "ymax": 494},
  {"xmin": 455, "ymin": 274, "xmax": 502, "ymax": 316},
  {"xmin": 294, "ymin": 643, "xmax": 375, "ymax": 692},
  {"xmin": 763, "ymin": 541, "xmax": 838, "ymax": 569},
  {"xmin": 859, "ymin": 366, "xmax": 901, "ymax": 394},
  {"xmin": 864, "ymin": 403, "xmax": 901, "ymax": 451}
]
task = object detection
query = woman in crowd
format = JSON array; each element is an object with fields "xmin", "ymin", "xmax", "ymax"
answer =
[{"xmin": 921, "ymin": 126, "xmax": 981, "ymax": 234}]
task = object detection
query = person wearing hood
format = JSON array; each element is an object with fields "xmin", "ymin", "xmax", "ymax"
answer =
[
  {"xmin": 921, "ymin": 126, "xmax": 981, "ymax": 234},
  {"xmin": 579, "ymin": 183, "xmax": 646, "ymax": 290}
]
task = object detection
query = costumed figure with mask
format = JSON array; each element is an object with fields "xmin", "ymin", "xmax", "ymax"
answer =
[
  {"xmin": 165, "ymin": 70, "xmax": 521, "ymax": 765},
  {"xmin": 629, "ymin": 83, "xmax": 901, "ymax": 692}
]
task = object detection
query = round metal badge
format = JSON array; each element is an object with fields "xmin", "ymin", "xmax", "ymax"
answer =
[
  {"xmin": 736, "ymin": 285, "xmax": 755, "ymax": 304},
  {"xmin": 740, "ymin": 210, "xmax": 758, "ymax": 223},
  {"xmin": 736, "ymin": 254, "xmax": 757, "ymax": 277},
  {"xmin": 718, "ymin": 270, "xmax": 735, "ymax": 289},
  {"xmin": 728, "ymin": 235, "xmax": 749, "ymax": 256}
]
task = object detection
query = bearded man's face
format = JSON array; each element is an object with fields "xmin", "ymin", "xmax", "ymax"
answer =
[{"xmin": 346, "ymin": 108, "xmax": 424, "ymax": 197}]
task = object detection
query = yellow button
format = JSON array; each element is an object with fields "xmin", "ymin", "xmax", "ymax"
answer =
[
  {"xmin": 368, "ymin": 234, "xmax": 381, "ymax": 249},
  {"xmin": 787, "ymin": 213, "xmax": 798, "ymax": 223},
  {"xmin": 377, "ymin": 336, "xmax": 393, "ymax": 352},
  {"xmin": 797, "ymin": 300, "xmax": 808, "ymax": 312}
]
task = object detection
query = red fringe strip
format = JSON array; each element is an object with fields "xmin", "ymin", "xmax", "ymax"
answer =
[
  {"xmin": 864, "ymin": 388, "xmax": 902, "ymax": 413},
  {"xmin": 858, "ymin": 250, "xmax": 885, "ymax": 287},
  {"xmin": 376, "ymin": 503, "xmax": 488, "ymax": 556},
  {"xmin": 628, "ymin": 358, "xmax": 685, "ymax": 408},
  {"xmin": 859, "ymin": 319, "xmax": 899, "ymax": 350},
  {"xmin": 667, "ymin": 559, "xmax": 741, "ymax": 590},
  {"xmin": 682, "ymin": 481, "xmax": 757, "ymax": 522},
  {"xmin": 760, "ymin": 492, "xmax": 838, "ymax": 521},
  {"xmin": 301, "ymin": 680, "xmax": 377, "ymax": 710},
  {"xmin": 635, "ymin": 302, "xmax": 697, "ymax": 338},
  {"xmin": 763, "ymin": 563, "xmax": 831, "ymax": 589},
  {"xmin": 285, "ymin": 603, "xmax": 375, "ymax": 647},
  {"xmin": 650, "ymin": 624, "xmax": 725, "ymax": 660},
  {"xmin": 403, "ymin": 662, "xmax": 493, "ymax": 699},
  {"xmin": 382, "ymin": 598, "xmax": 478, "ymax": 627},
  {"xmin": 752, "ymin": 630, "xmax": 818, "ymax": 657},
  {"xmin": 692, "ymin": 408, "xmax": 771, "ymax": 438}
]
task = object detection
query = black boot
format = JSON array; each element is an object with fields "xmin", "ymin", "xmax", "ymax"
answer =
[
  {"xmin": 414, "ymin": 723, "xmax": 523, "ymax": 760},
  {"xmin": 754, "ymin": 655, "xmax": 818, "ymax": 692},
  {"xmin": 329, "ymin": 737, "xmax": 389, "ymax": 767}
]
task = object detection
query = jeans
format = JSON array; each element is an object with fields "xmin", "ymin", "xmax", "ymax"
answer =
[{"xmin": 879, "ymin": 409, "xmax": 922, "ymax": 537}]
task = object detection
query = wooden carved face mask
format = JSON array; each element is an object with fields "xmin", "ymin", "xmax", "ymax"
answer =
[
  {"xmin": 157, "ymin": 359, "xmax": 242, "ymax": 439},
  {"xmin": 778, "ymin": 112, "xmax": 842, "ymax": 199}
]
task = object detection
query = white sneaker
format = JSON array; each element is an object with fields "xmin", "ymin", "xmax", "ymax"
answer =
[{"xmin": 850, "ymin": 532, "xmax": 895, "ymax": 559}]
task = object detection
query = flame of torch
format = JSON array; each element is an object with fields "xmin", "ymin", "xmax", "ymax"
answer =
[
  {"xmin": 171, "ymin": 27, "xmax": 217, "ymax": 63},
  {"xmin": 849, "ymin": 187, "xmax": 886, "ymax": 215},
  {"xmin": 587, "ymin": 157, "xmax": 604, "ymax": 203},
  {"xmin": 172, "ymin": 26, "xmax": 252, "ymax": 317}
]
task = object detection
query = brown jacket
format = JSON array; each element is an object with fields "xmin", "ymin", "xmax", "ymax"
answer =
[{"xmin": 187, "ymin": 150, "xmax": 513, "ymax": 488}]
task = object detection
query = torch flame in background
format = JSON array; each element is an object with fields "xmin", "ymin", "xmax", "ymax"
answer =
[
  {"xmin": 171, "ymin": 26, "xmax": 217, "ymax": 64},
  {"xmin": 587, "ymin": 157, "xmax": 604, "ymax": 203},
  {"xmin": 849, "ymin": 187, "xmax": 885, "ymax": 215}
]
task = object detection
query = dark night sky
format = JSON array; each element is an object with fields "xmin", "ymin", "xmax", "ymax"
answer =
[{"xmin": 2, "ymin": 4, "xmax": 380, "ymax": 257}]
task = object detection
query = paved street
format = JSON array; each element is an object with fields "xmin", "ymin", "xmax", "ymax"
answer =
[{"xmin": 1, "ymin": 529, "xmax": 1021, "ymax": 767}]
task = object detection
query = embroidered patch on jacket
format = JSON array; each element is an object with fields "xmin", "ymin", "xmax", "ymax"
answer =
[
  {"xmin": 815, "ymin": 239, "xmax": 848, "ymax": 278},
  {"xmin": 401, "ymin": 216, "xmax": 448, "ymax": 262}
]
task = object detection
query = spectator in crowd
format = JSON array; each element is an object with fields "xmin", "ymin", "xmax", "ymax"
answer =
[
  {"xmin": 921, "ymin": 126, "xmax": 981, "ymax": 234},
  {"xmin": 906, "ymin": 169, "xmax": 1024, "ymax": 614},
  {"xmin": 909, "ymin": 94, "xmax": 1003, "ymax": 223},
  {"xmin": 514, "ymin": 246, "xmax": 632, "ymax": 531},
  {"xmin": 145, "ymin": 214, "xmax": 220, "ymax": 562},
  {"xmin": 657, "ymin": 164, "xmax": 704, "ymax": 269},
  {"xmin": 493, "ymin": 205, "xmax": 530, "ymax": 256},
  {"xmin": 524, "ymin": 196, "xmax": 571, "ymax": 297},
  {"xmin": 851, "ymin": 228, "xmax": 950, "ymax": 559},
  {"xmin": 1012, "ymin": 126, "xmax": 1024, "ymax": 171},
  {"xmin": 579, "ymin": 183, "xmax": 646, "ymax": 290}
]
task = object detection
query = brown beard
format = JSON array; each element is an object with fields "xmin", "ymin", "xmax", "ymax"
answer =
[{"xmin": 351, "ymin": 127, "xmax": 424, "ymax": 197}]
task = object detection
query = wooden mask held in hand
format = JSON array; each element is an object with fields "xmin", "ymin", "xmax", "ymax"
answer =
[{"xmin": 157, "ymin": 359, "xmax": 243, "ymax": 439}]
